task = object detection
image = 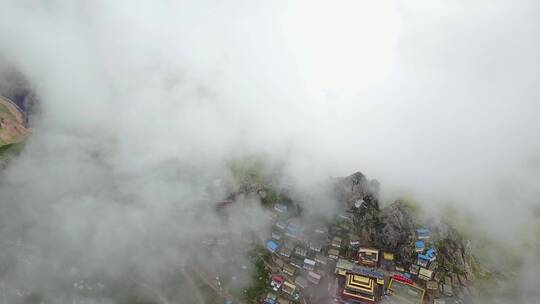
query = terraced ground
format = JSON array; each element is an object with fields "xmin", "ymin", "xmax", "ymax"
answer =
[{"xmin": 0, "ymin": 96, "xmax": 28, "ymax": 147}]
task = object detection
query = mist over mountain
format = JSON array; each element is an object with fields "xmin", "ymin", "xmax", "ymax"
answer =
[{"xmin": 0, "ymin": 0, "xmax": 539, "ymax": 303}]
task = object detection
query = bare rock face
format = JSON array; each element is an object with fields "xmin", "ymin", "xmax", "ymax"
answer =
[
  {"xmin": 334, "ymin": 172, "xmax": 368, "ymax": 202},
  {"xmin": 334, "ymin": 172, "xmax": 380, "ymax": 206},
  {"xmin": 375, "ymin": 201, "xmax": 416, "ymax": 265},
  {"xmin": 434, "ymin": 225, "xmax": 475, "ymax": 280}
]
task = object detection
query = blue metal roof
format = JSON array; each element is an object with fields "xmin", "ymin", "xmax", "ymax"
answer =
[
  {"xmin": 417, "ymin": 228, "xmax": 431, "ymax": 234},
  {"xmin": 266, "ymin": 240, "xmax": 279, "ymax": 253},
  {"xmin": 426, "ymin": 248, "xmax": 436, "ymax": 258},
  {"xmin": 418, "ymin": 253, "xmax": 429, "ymax": 261},
  {"xmin": 415, "ymin": 241, "xmax": 425, "ymax": 249}
]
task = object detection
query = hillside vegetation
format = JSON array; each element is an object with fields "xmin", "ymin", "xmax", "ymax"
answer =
[{"xmin": 0, "ymin": 96, "xmax": 28, "ymax": 147}]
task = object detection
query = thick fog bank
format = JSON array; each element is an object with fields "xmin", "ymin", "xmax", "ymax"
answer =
[{"xmin": 0, "ymin": 0, "xmax": 539, "ymax": 302}]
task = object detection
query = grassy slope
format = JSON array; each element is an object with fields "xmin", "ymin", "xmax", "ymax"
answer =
[
  {"xmin": 242, "ymin": 247, "xmax": 271, "ymax": 304},
  {"xmin": 0, "ymin": 99, "xmax": 27, "ymax": 146},
  {"xmin": 0, "ymin": 142, "xmax": 24, "ymax": 157}
]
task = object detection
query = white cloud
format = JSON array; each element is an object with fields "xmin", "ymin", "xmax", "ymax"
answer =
[{"xmin": 0, "ymin": 0, "xmax": 539, "ymax": 302}]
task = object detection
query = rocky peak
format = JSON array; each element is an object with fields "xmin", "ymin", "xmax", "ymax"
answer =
[
  {"xmin": 374, "ymin": 201, "xmax": 416, "ymax": 264},
  {"xmin": 334, "ymin": 171, "xmax": 380, "ymax": 206}
]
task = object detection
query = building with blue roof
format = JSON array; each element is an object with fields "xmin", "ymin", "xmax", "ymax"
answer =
[
  {"xmin": 266, "ymin": 240, "xmax": 279, "ymax": 253},
  {"xmin": 418, "ymin": 254, "xmax": 429, "ymax": 262},
  {"xmin": 415, "ymin": 241, "xmax": 425, "ymax": 252},
  {"xmin": 418, "ymin": 248, "xmax": 436, "ymax": 267},
  {"xmin": 425, "ymin": 248, "xmax": 436, "ymax": 261},
  {"xmin": 416, "ymin": 228, "xmax": 431, "ymax": 240},
  {"xmin": 285, "ymin": 223, "xmax": 300, "ymax": 238}
]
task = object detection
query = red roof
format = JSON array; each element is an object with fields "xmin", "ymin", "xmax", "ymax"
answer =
[
  {"xmin": 272, "ymin": 275, "xmax": 285, "ymax": 284},
  {"xmin": 392, "ymin": 274, "xmax": 414, "ymax": 285}
]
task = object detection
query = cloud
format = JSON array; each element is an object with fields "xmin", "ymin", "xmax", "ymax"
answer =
[{"xmin": 0, "ymin": 0, "xmax": 539, "ymax": 302}]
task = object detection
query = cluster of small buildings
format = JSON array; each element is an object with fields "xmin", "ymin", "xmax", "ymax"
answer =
[
  {"xmin": 409, "ymin": 229, "xmax": 470, "ymax": 303},
  {"xmin": 262, "ymin": 200, "xmax": 396, "ymax": 304},
  {"xmin": 385, "ymin": 228, "xmax": 469, "ymax": 304},
  {"xmin": 331, "ymin": 227, "xmax": 432, "ymax": 304},
  {"xmin": 263, "ymin": 210, "xmax": 327, "ymax": 304},
  {"xmin": 260, "ymin": 199, "xmax": 469, "ymax": 304}
]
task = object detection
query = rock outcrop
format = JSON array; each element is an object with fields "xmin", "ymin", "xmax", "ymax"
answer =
[
  {"xmin": 433, "ymin": 225, "xmax": 475, "ymax": 280},
  {"xmin": 334, "ymin": 172, "xmax": 380, "ymax": 207},
  {"xmin": 375, "ymin": 201, "xmax": 417, "ymax": 265}
]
